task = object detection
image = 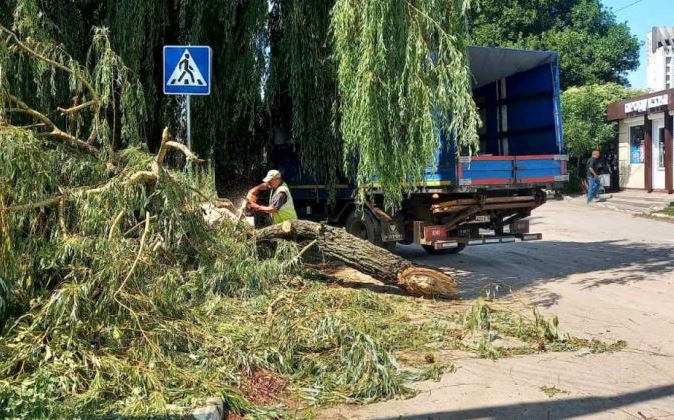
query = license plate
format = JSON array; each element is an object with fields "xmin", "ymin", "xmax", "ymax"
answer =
[
  {"xmin": 474, "ymin": 215, "xmax": 490, "ymax": 223},
  {"xmin": 381, "ymin": 222, "xmax": 404, "ymax": 242},
  {"xmin": 424, "ymin": 226, "xmax": 448, "ymax": 241},
  {"xmin": 436, "ymin": 241, "xmax": 459, "ymax": 250}
]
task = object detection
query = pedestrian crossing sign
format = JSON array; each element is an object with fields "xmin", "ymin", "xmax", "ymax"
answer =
[{"xmin": 163, "ymin": 46, "xmax": 212, "ymax": 95}]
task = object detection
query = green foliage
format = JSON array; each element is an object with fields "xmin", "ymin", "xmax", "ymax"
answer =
[
  {"xmin": 3, "ymin": 0, "xmax": 484, "ymax": 209},
  {"xmin": 0, "ymin": 129, "xmax": 625, "ymax": 417},
  {"xmin": 0, "ymin": 21, "xmax": 145, "ymax": 156},
  {"xmin": 470, "ymin": 0, "xmax": 640, "ymax": 88},
  {"xmin": 540, "ymin": 385, "xmax": 569, "ymax": 398},
  {"xmin": 562, "ymin": 83, "xmax": 638, "ymax": 160},
  {"xmin": 656, "ymin": 203, "xmax": 674, "ymax": 217},
  {"xmin": 0, "ymin": 132, "xmax": 626, "ymax": 417},
  {"xmin": 455, "ymin": 300, "xmax": 623, "ymax": 359},
  {"xmin": 1, "ymin": 20, "xmax": 469, "ymax": 416},
  {"xmin": 182, "ymin": 0, "xmax": 270, "ymax": 184},
  {"xmin": 88, "ymin": 27, "xmax": 146, "ymax": 149},
  {"xmin": 4, "ymin": 0, "xmax": 268, "ymax": 178},
  {"xmin": 267, "ymin": 0, "xmax": 342, "ymax": 189},
  {"xmin": 333, "ymin": 0, "xmax": 480, "ymax": 209}
]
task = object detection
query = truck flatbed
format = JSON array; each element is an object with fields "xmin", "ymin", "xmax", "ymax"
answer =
[{"xmin": 273, "ymin": 46, "xmax": 567, "ymax": 253}]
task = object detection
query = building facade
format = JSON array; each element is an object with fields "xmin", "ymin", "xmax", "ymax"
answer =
[
  {"xmin": 607, "ymin": 89, "xmax": 674, "ymax": 193},
  {"xmin": 647, "ymin": 27, "xmax": 674, "ymax": 91}
]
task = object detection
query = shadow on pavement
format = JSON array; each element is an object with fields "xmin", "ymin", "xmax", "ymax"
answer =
[
  {"xmin": 396, "ymin": 239, "xmax": 674, "ymax": 306},
  {"xmin": 380, "ymin": 384, "xmax": 674, "ymax": 420}
]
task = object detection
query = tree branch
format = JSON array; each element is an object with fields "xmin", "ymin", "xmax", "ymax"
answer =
[
  {"xmin": 58, "ymin": 100, "xmax": 97, "ymax": 116},
  {"xmin": 154, "ymin": 127, "xmax": 171, "ymax": 165},
  {"xmin": 164, "ymin": 141, "xmax": 204, "ymax": 163},
  {"xmin": 86, "ymin": 126, "xmax": 98, "ymax": 145},
  {"xmin": 155, "ymin": 127, "xmax": 203, "ymax": 164},
  {"xmin": 0, "ymin": 24, "xmax": 98, "ymax": 103},
  {"xmin": 6, "ymin": 196, "xmax": 62, "ymax": 212},
  {"xmin": 122, "ymin": 171, "xmax": 158, "ymax": 187},
  {"xmin": 5, "ymin": 176, "xmax": 120, "ymax": 212},
  {"xmin": 7, "ymin": 95, "xmax": 55, "ymax": 128},
  {"xmin": 115, "ymin": 211, "xmax": 151, "ymax": 296},
  {"xmin": 4, "ymin": 128, "xmax": 205, "ymax": 214},
  {"xmin": 7, "ymin": 95, "xmax": 99, "ymax": 157},
  {"xmin": 39, "ymin": 128, "xmax": 100, "ymax": 157}
]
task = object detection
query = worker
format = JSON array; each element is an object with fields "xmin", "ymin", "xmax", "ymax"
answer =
[
  {"xmin": 247, "ymin": 169, "xmax": 298, "ymax": 224},
  {"xmin": 586, "ymin": 150, "xmax": 602, "ymax": 203}
]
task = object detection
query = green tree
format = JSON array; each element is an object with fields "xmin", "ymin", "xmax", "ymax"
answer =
[
  {"xmin": 561, "ymin": 83, "xmax": 639, "ymax": 189},
  {"xmin": 332, "ymin": 0, "xmax": 479, "ymax": 208},
  {"xmin": 2, "ymin": 0, "xmax": 480, "ymax": 209},
  {"xmin": 470, "ymin": 0, "xmax": 640, "ymax": 88},
  {"xmin": 562, "ymin": 83, "xmax": 638, "ymax": 159}
]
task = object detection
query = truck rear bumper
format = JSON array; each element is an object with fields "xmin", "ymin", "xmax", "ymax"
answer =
[
  {"xmin": 431, "ymin": 233, "xmax": 542, "ymax": 250},
  {"xmin": 416, "ymin": 218, "xmax": 542, "ymax": 250}
]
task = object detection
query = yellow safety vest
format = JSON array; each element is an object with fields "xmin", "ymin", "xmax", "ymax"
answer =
[{"xmin": 270, "ymin": 183, "xmax": 298, "ymax": 224}]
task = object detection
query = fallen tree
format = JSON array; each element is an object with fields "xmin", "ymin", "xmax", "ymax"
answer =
[
  {"xmin": 0, "ymin": 20, "xmax": 623, "ymax": 419},
  {"xmin": 0, "ymin": 23, "xmax": 461, "ymax": 417},
  {"xmin": 256, "ymin": 221, "xmax": 459, "ymax": 298}
]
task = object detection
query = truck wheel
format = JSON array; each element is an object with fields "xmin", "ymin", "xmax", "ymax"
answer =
[
  {"xmin": 422, "ymin": 244, "xmax": 466, "ymax": 255},
  {"xmin": 345, "ymin": 209, "xmax": 397, "ymax": 252}
]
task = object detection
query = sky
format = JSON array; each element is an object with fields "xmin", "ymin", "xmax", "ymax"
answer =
[{"xmin": 602, "ymin": 0, "xmax": 674, "ymax": 88}]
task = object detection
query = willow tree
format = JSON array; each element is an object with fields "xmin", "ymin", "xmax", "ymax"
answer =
[
  {"xmin": 3, "ymin": 0, "xmax": 480, "ymax": 209},
  {"xmin": 2, "ymin": 0, "xmax": 271, "ymax": 185},
  {"xmin": 181, "ymin": 0, "xmax": 270, "ymax": 190},
  {"xmin": 267, "ymin": 0, "xmax": 342, "ymax": 188},
  {"xmin": 332, "ymin": 0, "xmax": 480, "ymax": 209}
]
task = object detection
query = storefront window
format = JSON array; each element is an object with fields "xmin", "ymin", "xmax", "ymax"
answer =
[
  {"xmin": 629, "ymin": 125, "xmax": 645, "ymax": 164},
  {"xmin": 659, "ymin": 127, "xmax": 666, "ymax": 169}
]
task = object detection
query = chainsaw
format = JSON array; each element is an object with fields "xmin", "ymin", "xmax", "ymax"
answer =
[{"xmin": 238, "ymin": 183, "xmax": 267, "ymax": 221}]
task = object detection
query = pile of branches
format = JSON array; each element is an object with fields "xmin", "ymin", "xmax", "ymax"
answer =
[
  {"xmin": 0, "ymin": 24, "xmax": 456, "ymax": 417},
  {"xmin": 0, "ymin": 19, "xmax": 614, "ymax": 419}
]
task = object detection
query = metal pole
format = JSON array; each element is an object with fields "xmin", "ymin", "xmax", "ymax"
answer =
[{"xmin": 186, "ymin": 95, "xmax": 192, "ymax": 151}]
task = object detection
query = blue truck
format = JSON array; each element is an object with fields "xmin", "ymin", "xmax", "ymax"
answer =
[{"xmin": 273, "ymin": 46, "xmax": 568, "ymax": 254}]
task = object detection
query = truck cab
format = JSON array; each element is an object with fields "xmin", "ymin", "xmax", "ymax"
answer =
[{"xmin": 273, "ymin": 46, "xmax": 567, "ymax": 254}]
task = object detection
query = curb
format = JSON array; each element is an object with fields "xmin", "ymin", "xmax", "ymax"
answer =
[
  {"xmin": 192, "ymin": 398, "xmax": 226, "ymax": 420},
  {"xmin": 648, "ymin": 212, "xmax": 674, "ymax": 220}
]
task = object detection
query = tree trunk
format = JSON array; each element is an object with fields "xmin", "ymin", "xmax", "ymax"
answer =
[{"xmin": 255, "ymin": 220, "xmax": 458, "ymax": 299}]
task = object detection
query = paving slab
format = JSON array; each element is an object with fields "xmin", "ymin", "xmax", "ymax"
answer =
[{"xmin": 322, "ymin": 200, "xmax": 674, "ymax": 419}]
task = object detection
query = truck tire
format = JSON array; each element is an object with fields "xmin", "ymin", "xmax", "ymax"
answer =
[
  {"xmin": 422, "ymin": 243, "xmax": 466, "ymax": 255},
  {"xmin": 345, "ymin": 209, "xmax": 397, "ymax": 252}
]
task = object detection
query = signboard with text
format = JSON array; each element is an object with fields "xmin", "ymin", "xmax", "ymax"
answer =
[{"xmin": 624, "ymin": 94, "xmax": 668, "ymax": 115}]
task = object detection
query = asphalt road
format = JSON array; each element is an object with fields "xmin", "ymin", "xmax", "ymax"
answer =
[{"xmin": 324, "ymin": 198, "xmax": 674, "ymax": 419}]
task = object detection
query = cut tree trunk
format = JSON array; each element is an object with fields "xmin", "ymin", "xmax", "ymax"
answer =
[{"xmin": 255, "ymin": 220, "xmax": 458, "ymax": 298}]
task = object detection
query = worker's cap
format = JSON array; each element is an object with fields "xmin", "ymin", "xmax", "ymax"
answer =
[{"xmin": 263, "ymin": 169, "xmax": 282, "ymax": 183}]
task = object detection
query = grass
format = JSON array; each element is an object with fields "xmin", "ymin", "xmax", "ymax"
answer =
[
  {"xmin": 540, "ymin": 385, "xmax": 569, "ymax": 398},
  {"xmin": 655, "ymin": 203, "xmax": 674, "ymax": 217}
]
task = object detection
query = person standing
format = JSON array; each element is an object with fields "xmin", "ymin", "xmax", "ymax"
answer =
[
  {"xmin": 586, "ymin": 150, "xmax": 602, "ymax": 203},
  {"xmin": 247, "ymin": 170, "xmax": 298, "ymax": 224}
]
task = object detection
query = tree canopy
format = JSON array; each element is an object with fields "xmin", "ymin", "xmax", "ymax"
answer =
[
  {"xmin": 0, "ymin": 3, "xmax": 479, "ymax": 413},
  {"xmin": 470, "ymin": 0, "xmax": 640, "ymax": 88},
  {"xmin": 561, "ymin": 83, "xmax": 639, "ymax": 160},
  {"xmin": 1, "ymin": 0, "xmax": 480, "ymax": 209}
]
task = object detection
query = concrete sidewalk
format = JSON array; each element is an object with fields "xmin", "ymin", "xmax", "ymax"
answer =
[
  {"xmin": 322, "ymin": 200, "xmax": 674, "ymax": 420},
  {"xmin": 568, "ymin": 190, "xmax": 673, "ymax": 214}
]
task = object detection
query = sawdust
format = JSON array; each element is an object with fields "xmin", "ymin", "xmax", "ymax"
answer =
[{"xmin": 240, "ymin": 369, "xmax": 289, "ymax": 406}]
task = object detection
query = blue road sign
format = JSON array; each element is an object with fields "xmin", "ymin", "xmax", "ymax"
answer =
[{"xmin": 163, "ymin": 46, "xmax": 212, "ymax": 95}]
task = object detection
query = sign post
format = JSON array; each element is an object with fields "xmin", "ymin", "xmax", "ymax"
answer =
[
  {"xmin": 163, "ymin": 45, "xmax": 212, "ymax": 151},
  {"xmin": 186, "ymin": 95, "xmax": 192, "ymax": 150}
]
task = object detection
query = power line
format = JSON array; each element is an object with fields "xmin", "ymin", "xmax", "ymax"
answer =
[{"xmin": 615, "ymin": 0, "xmax": 645, "ymax": 12}]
